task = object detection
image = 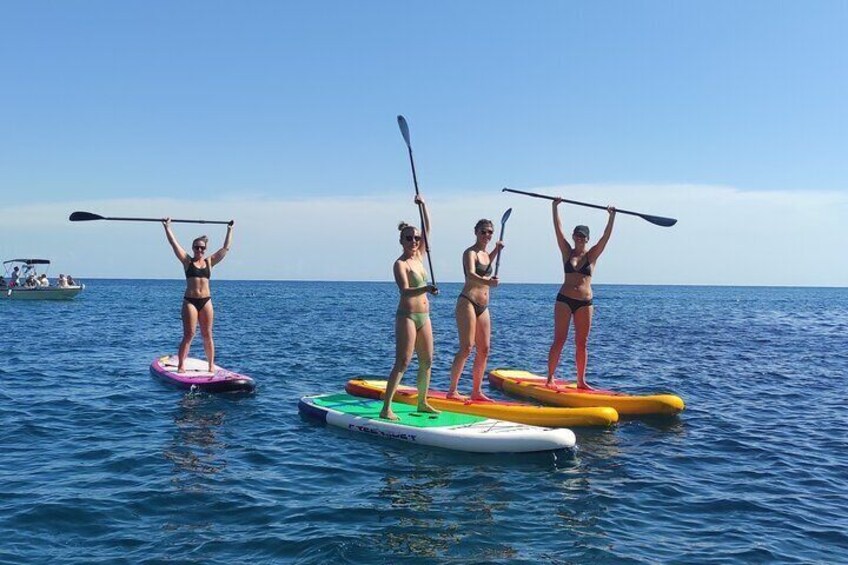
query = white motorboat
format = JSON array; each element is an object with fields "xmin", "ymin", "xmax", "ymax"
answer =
[{"xmin": 1, "ymin": 259, "xmax": 84, "ymax": 300}]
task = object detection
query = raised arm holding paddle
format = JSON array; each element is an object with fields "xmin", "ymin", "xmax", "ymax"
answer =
[{"xmin": 380, "ymin": 116, "xmax": 440, "ymax": 421}]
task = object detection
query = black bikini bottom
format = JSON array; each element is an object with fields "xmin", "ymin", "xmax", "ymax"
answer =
[
  {"xmin": 183, "ymin": 296, "xmax": 211, "ymax": 311},
  {"xmin": 459, "ymin": 293, "xmax": 488, "ymax": 317},
  {"xmin": 556, "ymin": 293, "xmax": 592, "ymax": 314}
]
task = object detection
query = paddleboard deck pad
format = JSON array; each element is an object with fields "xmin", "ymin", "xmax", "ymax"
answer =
[
  {"xmin": 150, "ymin": 355, "xmax": 255, "ymax": 393},
  {"xmin": 345, "ymin": 378, "xmax": 617, "ymax": 427},
  {"xmin": 299, "ymin": 393, "xmax": 576, "ymax": 453},
  {"xmin": 488, "ymin": 369, "xmax": 684, "ymax": 416}
]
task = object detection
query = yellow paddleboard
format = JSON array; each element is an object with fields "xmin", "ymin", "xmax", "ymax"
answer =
[
  {"xmin": 488, "ymin": 369, "xmax": 685, "ymax": 416},
  {"xmin": 345, "ymin": 378, "xmax": 618, "ymax": 427}
]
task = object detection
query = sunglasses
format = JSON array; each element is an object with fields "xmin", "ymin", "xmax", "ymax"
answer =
[
  {"xmin": 480, "ymin": 229, "xmax": 494, "ymax": 235},
  {"xmin": 404, "ymin": 235, "xmax": 422, "ymax": 242},
  {"xmin": 193, "ymin": 245, "xmax": 207, "ymax": 251},
  {"xmin": 573, "ymin": 233, "xmax": 587, "ymax": 239}
]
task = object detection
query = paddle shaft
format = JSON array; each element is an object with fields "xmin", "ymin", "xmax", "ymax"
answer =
[
  {"xmin": 69, "ymin": 211, "xmax": 231, "ymax": 225},
  {"xmin": 502, "ymin": 187, "xmax": 677, "ymax": 227},
  {"xmin": 398, "ymin": 116, "xmax": 437, "ymax": 286}
]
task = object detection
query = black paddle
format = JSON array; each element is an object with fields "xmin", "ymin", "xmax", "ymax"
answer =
[
  {"xmin": 69, "ymin": 211, "xmax": 233, "ymax": 225},
  {"xmin": 493, "ymin": 207, "xmax": 512, "ymax": 278},
  {"xmin": 502, "ymin": 187, "xmax": 677, "ymax": 227},
  {"xmin": 397, "ymin": 115, "xmax": 437, "ymax": 288}
]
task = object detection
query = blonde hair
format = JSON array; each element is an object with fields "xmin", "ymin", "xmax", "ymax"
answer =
[{"xmin": 192, "ymin": 235, "xmax": 209, "ymax": 247}]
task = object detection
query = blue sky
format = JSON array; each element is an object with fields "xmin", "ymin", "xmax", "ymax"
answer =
[{"xmin": 1, "ymin": 2, "xmax": 846, "ymax": 285}]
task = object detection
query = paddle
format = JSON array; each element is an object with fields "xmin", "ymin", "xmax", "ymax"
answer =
[
  {"xmin": 397, "ymin": 115, "xmax": 437, "ymax": 287},
  {"xmin": 69, "ymin": 211, "xmax": 232, "ymax": 225},
  {"xmin": 493, "ymin": 207, "xmax": 512, "ymax": 278},
  {"xmin": 502, "ymin": 187, "xmax": 677, "ymax": 227}
]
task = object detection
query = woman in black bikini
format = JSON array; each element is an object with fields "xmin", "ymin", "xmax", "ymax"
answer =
[
  {"xmin": 447, "ymin": 219, "xmax": 503, "ymax": 400},
  {"xmin": 547, "ymin": 199, "xmax": 615, "ymax": 389},
  {"xmin": 163, "ymin": 218, "xmax": 234, "ymax": 373}
]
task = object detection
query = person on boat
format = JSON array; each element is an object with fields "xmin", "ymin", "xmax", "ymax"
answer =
[
  {"xmin": 447, "ymin": 219, "xmax": 504, "ymax": 401},
  {"xmin": 24, "ymin": 274, "xmax": 37, "ymax": 288},
  {"xmin": 37, "ymin": 274, "xmax": 49, "ymax": 287},
  {"xmin": 163, "ymin": 218, "xmax": 235, "ymax": 373},
  {"xmin": 58, "ymin": 274, "xmax": 68, "ymax": 288},
  {"xmin": 380, "ymin": 195, "xmax": 440, "ymax": 421},
  {"xmin": 66, "ymin": 275, "xmax": 76, "ymax": 286},
  {"xmin": 0, "ymin": 276, "xmax": 6, "ymax": 288},
  {"xmin": 9, "ymin": 266, "xmax": 20, "ymax": 288},
  {"xmin": 547, "ymin": 199, "xmax": 616, "ymax": 389}
]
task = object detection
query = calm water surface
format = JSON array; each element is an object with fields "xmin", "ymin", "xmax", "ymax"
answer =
[{"xmin": 1, "ymin": 281, "xmax": 846, "ymax": 563}]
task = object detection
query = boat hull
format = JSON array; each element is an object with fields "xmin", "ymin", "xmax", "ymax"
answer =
[{"xmin": 2, "ymin": 285, "xmax": 84, "ymax": 300}]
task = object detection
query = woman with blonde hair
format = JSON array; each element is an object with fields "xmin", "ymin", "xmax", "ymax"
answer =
[{"xmin": 380, "ymin": 195, "xmax": 440, "ymax": 421}]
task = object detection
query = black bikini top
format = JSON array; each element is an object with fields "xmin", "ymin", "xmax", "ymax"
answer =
[
  {"xmin": 564, "ymin": 255, "xmax": 592, "ymax": 276},
  {"xmin": 185, "ymin": 259, "xmax": 211, "ymax": 279},
  {"xmin": 465, "ymin": 253, "xmax": 493, "ymax": 278}
]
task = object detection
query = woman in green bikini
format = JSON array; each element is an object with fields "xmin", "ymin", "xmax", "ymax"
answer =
[{"xmin": 380, "ymin": 195, "xmax": 440, "ymax": 421}]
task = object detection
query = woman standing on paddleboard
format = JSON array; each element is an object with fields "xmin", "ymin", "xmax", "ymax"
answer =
[
  {"xmin": 447, "ymin": 219, "xmax": 504, "ymax": 401},
  {"xmin": 547, "ymin": 199, "xmax": 615, "ymax": 389},
  {"xmin": 163, "ymin": 218, "xmax": 234, "ymax": 373},
  {"xmin": 380, "ymin": 196, "xmax": 440, "ymax": 421}
]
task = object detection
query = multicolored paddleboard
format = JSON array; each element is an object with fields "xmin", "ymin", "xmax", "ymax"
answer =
[
  {"xmin": 150, "ymin": 355, "xmax": 255, "ymax": 393},
  {"xmin": 345, "ymin": 378, "xmax": 618, "ymax": 427},
  {"xmin": 299, "ymin": 393, "xmax": 576, "ymax": 453},
  {"xmin": 488, "ymin": 369, "xmax": 685, "ymax": 416}
]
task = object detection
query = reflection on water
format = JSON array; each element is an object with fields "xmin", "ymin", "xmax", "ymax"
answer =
[{"xmin": 163, "ymin": 392, "xmax": 228, "ymax": 488}]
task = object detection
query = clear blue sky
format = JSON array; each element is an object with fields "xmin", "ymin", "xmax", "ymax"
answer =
[{"xmin": 1, "ymin": 2, "xmax": 846, "ymax": 285}]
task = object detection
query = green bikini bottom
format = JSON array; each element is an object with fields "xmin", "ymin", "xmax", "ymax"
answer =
[{"xmin": 397, "ymin": 310, "xmax": 430, "ymax": 330}]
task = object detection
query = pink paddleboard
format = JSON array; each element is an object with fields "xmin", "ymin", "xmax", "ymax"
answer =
[{"xmin": 150, "ymin": 355, "xmax": 255, "ymax": 393}]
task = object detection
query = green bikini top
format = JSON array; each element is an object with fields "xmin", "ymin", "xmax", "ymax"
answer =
[{"xmin": 407, "ymin": 265, "xmax": 428, "ymax": 288}]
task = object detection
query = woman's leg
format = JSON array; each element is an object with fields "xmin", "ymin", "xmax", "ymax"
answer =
[
  {"xmin": 414, "ymin": 318, "xmax": 439, "ymax": 414},
  {"xmin": 546, "ymin": 301, "xmax": 572, "ymax": 386},
  {"xmin": 380, "ymin": 315, "xmax": 416, "ymax": 420},
  {"xmin": 178, "ymin": 301, "xmax": 198, "ymax": 372},
  {"xmin": 448, "ymin": 298, "xmax": 476, "ymax": 399},
  {"xmin": 573, "ymin": 305, "xmax": 594, "ymax": 389},
  {"xmin": 198, "ymin": 301, "xmax": 215, "ymax": 372},
  {"xmin": 470, "ymin": 309, "xmax": 492, "ymax": 400}
]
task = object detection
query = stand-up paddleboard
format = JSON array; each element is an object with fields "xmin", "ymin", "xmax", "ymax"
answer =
[
  {"xmin": 488, "ymin": 369, "xmax": 684, "ymax": 416},
  {"xmin": 150, "ymin": 356, "xmax": 255, "ymax": 393},
  {"xmin": 299, "ymin": 393, "xmax": 576, "ymax": 453},
  {"xmin": 345, "ymin": 378, "xmax": 618, "ymax": 427}
]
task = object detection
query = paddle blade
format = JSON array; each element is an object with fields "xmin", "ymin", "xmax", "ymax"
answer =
[
  {"xmin": 500, "ymin": 207, "xmax": 513, "ymax": 225},
  {"xmin": 397, "ymin": 115, "xmax": 411, "ymax": 148},
  {"xmin": 69, "ymin": 211, "xmax": 105, "ymax": 222},
  {"xmin": 641, "ymin": 214, "xmax": 677, "ymax": 227}
]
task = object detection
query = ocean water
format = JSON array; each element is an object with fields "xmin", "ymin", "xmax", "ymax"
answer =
[{"xmin": 1, "ymin": 280, "xmax": 846, "ymax": 564}]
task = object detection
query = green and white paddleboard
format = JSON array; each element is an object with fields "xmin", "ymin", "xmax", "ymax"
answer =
[{"xmin": 298, "ymin": 393, "xmax": 576, "ymax": 453}]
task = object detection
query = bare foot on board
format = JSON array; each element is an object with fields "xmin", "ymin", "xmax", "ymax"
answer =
[
  {"xmin": 379, "ymin": 409, "xmax": 400, "ymax": 421},
  {"xmin": 417, "ymin": 402, "xmax": 440, "ymax": 415}
]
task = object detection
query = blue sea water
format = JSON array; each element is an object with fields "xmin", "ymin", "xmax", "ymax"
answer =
[{"xmin": 1, "ymin": 280, "xmax": 847, "ymax": 564}]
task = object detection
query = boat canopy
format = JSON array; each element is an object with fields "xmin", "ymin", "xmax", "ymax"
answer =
[{"xmin": 3, "ymin": 259, "xmax": 51, "ymax": 265}]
